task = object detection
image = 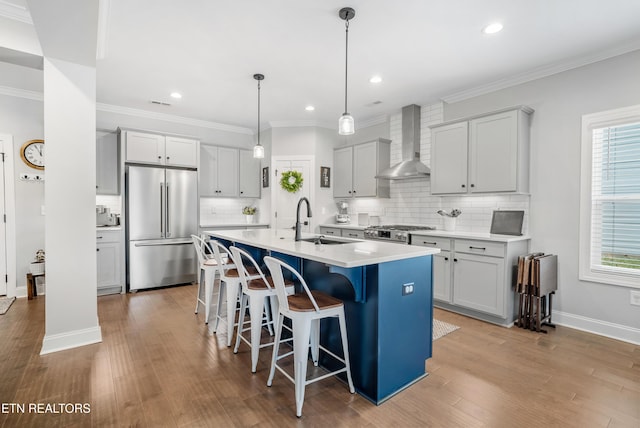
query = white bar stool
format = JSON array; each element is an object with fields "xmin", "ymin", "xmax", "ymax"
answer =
[
  {"xmin": 191, "ymin": 234, "xmax": 233, "ymax": 324},
  {"xmin": 229, "ymin": 246, "xmax": 294, "ymax": 373},
  {"xmin": 210, "ymin": 240, "xmax": 260, "ymax": 346},
  {"xmin": 264, "ymin": 256, "xmax": 355, "ymax": 418}
]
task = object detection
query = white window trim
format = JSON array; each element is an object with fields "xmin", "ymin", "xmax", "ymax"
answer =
[{"xmin": 579, "ymin": 104, "xmax": 640, "ymax": 289}]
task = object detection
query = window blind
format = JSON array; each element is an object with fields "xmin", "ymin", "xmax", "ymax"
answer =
[{"xmin": 590, "ymin": 122, "xmax": 640, "ymax": 277}]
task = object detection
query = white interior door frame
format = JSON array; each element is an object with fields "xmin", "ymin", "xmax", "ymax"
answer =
[
  {"xmin": 270, "ymin": 155, "xmax": 316, "ymax": 232},
  {"xmin": 0, "ymin": 133, "xmax": 17, "ymax": 297}
]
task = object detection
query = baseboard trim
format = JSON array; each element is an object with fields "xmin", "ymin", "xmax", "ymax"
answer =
[
  {"xmin": 40, "ymin": 325, "xmax": 103, "ymax": 355},
  {"xmin": 553, "ymin": 310, "xmax": 640, "ymax": 345}
]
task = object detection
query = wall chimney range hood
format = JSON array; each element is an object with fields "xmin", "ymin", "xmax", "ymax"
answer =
[{"xmin": 375, "ymin": 104, "xmax": 430, "ymax": 180}]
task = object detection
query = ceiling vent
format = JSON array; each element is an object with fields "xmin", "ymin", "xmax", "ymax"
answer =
[{"xmin": 150, "ymin": 100, "xmax": 171, "ymax": 106}]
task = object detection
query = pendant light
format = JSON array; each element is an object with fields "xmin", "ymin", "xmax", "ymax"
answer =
[
  {"xmin": 253, "ymin": 73, "xmax": 265, "ymax": 159},
  {"xmin": 338, "ymin": 7, "xmax": 355, "ymax": 135}
]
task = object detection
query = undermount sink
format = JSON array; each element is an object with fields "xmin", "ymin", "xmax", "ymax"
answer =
[{"xmin": 299, "ymin": 236, "xmax": 360, "ymax": 245}]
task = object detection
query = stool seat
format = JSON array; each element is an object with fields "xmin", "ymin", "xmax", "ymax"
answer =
[
  {"xmin": 288, "ymin": 291, "xmax": 342, "ymax": 312},
  {"xmin": 225, "ymin": 266, "xmax": 259, "ymax": 278},
  {"xmin": 247, "ymin": 276, "xmax": 293, "ymax": 291}
]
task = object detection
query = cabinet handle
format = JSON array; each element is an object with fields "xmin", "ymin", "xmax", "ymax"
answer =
[
  {"xmin": 470, "ymin": 183, "xmax": 475, "ymax": 188},
  {"xmin": 454, "ymin": 258, "xmax": 458, "ymax": 262},
  {"xmin": 326, "ymin": 231, "xmax": 335, "ymax": 235},
  {"xmin": 353, "ymin": 190, "xmax": 356, "ymax": 194},
  {"xmin": 97, "ymin": 236, "xmax": 103, "ymax": 239},
  {"xmin": 166, "ymin": 156, "xmax": 170, "ymax": 161},
  {"xmin": 96, "ymin": 248, "xmax": 100, "ymax": 252},
  {"xmin": 348, "ymin": 191, "xmax": 352, "ymax": 194},
  {"xmin": 461, "ymin": 184, "xmax": 466, "ymax": 188},
  {"xmin": 158, "ymin": 155, "xmax": 162, "ymax": 160},
  {"xmin": 469, "ymin": 246, "xmax": 486, "ymax": 251},
  {"xmin": 422, "ymin": 241, "xmax": 436, "ymax": 245},
  {"xmin": 348, "ymin": 233, "xmax": 357, "ymax": 237},
  {"xmin": 444, "ymin": 257, "xmax": 448, "ymax": 261}
]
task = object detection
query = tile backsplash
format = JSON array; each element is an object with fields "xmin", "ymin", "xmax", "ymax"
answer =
[
  {"xmin": 199, "ymin": 197, "xmax": 261, "ymax": 225},
  {"xmin": 96, "ymin": 195, "xmax": 122, "ymax": 215},
  {"xmin": 340, "ymin": 101, "xmax": 530, "ymax": 234}
]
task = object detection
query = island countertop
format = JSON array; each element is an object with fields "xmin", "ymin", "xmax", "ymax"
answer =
[{"xmin": 204, "ymin": 228, "xmax": 439, "ymax": 268}]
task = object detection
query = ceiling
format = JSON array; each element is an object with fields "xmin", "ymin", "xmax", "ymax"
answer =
[{"xmin": 3, "ymin": 0, "xmax": 640, "ymax": 132}]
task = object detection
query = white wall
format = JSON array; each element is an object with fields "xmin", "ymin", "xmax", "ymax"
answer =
[
  {"xmin": 443, "ymin": 49, "xmax": 640, "ymax": 337},
  {"xmin": 0, "ymin": 94, "xmax": 44, "ymax": 294}
]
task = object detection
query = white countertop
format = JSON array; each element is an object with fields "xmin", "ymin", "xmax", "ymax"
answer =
[
  {"xmin": 410, "ymin": 229, "xmax": 530, "ymax": 242},
  {"xmin": 204, "ymin": 228, "xmax": 439, "ymax": 268},
  {"xmin": 96, "ymin": 226, "xmax": 122, "ymax": 231},
  {"xmin": 200, "ymin": 223, "xmax": 270, "ymax": 228}
]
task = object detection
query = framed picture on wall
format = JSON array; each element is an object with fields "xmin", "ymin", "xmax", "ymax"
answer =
[
  {"xmin": 262, "ymin": 167, "xmax": 269, "ymax": 188},
  {"xmin": 320, "ymin": 166, "xmax": 330, "ymax": 188}
]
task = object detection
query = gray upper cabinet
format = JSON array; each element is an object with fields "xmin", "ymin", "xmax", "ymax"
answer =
[
  {"xmin": 239, "ymin": 149, "xmax": 261, "ymax": 198},
  {"xmin": 200, "ymin": 144, "xmax": 239, "ymax": 197},
  {"xmin": 430, "ymin": 106, "xmax": 532, "ymax": 195},
  {"xmin": 96, "ymin": 130, "xmax": 119, "ymax": 195},
  {"xmin": 124, "ymin": 130, "xmax": 198, "ymax": 168},
  {"xmin": 333, "ymin": 138, "xmax": 391, "ymax": 198}
]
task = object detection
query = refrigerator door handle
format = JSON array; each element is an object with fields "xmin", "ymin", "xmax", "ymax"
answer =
[
  {"xmin": 160, "ymin": 182, "xmax": 164, "ymax": 236},
  {"xmin": 166, "ymin": 182, "xmax": 171, "ymax": 237},
  {"xmin": 134, "ymin": 241, "xmax": 191, "ymax": 247}
]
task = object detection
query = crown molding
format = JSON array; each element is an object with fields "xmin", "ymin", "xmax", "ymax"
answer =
[
  {"xmin": 357, "ymin": 113, "xmax": 388, "ymax": 129},
  {"xmin": 96, "ymin": 103, "xmax": 253, "ymax": 135},
  {"xmin": 443, "ymin": 43, "xmax": 640, "ymax": 104},
  {"xmin": 0, "ymin": 85, "xmax": 42, "ymax": 101},
  {"xmin": 268, "ymin": 120, "xmax": 334, "ymax": 129},
  {"xmin": 0, "ymin": 0, "xmax": 32, "ymax": 24}
]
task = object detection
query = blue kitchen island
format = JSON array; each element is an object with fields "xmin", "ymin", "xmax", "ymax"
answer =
[{"xmin": 205, "ymin": 228, "xmax": 439, "ymax": 404}]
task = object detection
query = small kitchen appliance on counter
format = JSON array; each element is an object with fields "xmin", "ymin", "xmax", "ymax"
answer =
[
  {"xmin": 96, "ymin": 205, "xmax": 119, "ymax": 226},
  {"xmin": 335, "ymin": 201, "xmax": 351, "ymax": 224}
]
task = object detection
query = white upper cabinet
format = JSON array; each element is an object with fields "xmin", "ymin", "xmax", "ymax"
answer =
[
  {"xmin": 333, "ymin": 146, "xmax": 353, "ymax": 198},
  {"xmin": 239, "ymin": 149, "xmax": 261, "ymax": 198},
  {"xmin": 96, "ymin": 130, "xmax": 119, "ymax": 195},
  {"xmin": 430, "ymin": 122, "xmax": 468, "ymax": 194},
  {"xmin": 165, "ymin": 136, "xmax": 199, "ymax": 167},
  {"xmin": 199, "ymin": 144, "xmax": 239, "ymax": 197},
  {"xmin": 124, "ymin": 130, "xmax": 198, "ymax": 168},
  {"xmin": 334, "ymin": 138, "xmax": 391, "ymax": 198},
  {"xmin": 430, "ymin": 106, "xmax": 532, "ymax": 195}
]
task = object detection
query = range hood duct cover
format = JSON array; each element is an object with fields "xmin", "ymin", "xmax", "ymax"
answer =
[{"xmin": 375, "ymin": 104, "xmax": 430, "ymax": 180}]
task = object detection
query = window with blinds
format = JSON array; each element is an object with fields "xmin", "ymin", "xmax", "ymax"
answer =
[{"xmin": 580, "ymin": 104, "xmax": 640, "ymax": 288}]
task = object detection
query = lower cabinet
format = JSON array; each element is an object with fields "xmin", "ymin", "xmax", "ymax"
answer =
[
  {"xmin": 319, "ymin": 226, "xmax": 364, "ymax": 239},
  {"xmin": 97, "ymin": 229, "xmax": 124, "ymax": 295},
  {"xmin": 412, "ymin": 235, "xmax": 529, "ymax": 326}
]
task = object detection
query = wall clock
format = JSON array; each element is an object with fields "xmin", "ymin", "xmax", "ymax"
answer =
[{"xmin": 20, "ymin": 139, "xmax": 45, "ymax": 170}]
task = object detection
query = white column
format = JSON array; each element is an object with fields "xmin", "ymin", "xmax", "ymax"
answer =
[{"xmin": 40, "ymin": 57, "xmax": 101, "ymax": 354}]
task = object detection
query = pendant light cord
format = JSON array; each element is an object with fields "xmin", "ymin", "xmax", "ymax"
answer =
[
  {"xmin": 257, "ymin": 79, "xmax": 261, "ymax": 145},
  {"xmin": 344, "ymin": 16, "xmax": 350, "ymax": 114}
]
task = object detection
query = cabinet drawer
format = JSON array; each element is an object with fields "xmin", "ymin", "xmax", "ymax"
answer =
[
  {"xmin": 96, "ymin": 230, "xmax": 121, "ymax": 243},
  {"xmin": 342, "ymin": 229, "xmax": 364, "ymax": 239},
  {"xmin": 411, "ymin": 236, "xmax": 451, "ymax": 251},
  {"xmin": 319, "ymin": 227, "xmax": 342, "ymax": 236},
  {"xmin": 454, "ymin": 239, "xmax": 505, "ymax": 258}
]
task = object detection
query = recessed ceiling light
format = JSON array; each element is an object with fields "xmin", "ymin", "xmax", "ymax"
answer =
[
  {"xmin": 369, "ymin": 75, "xmax": 382, "ymax": 84},
  {"xmin": 305, "ymin": 105, "xmax": 315, "ymax": 111},
  {"xmin": 170, "ymin": 92, "xmax": 182, "ymax": 99},
  {"xmin": 482, "ymin": 22, "xmax": 503, "ymax": 34}
]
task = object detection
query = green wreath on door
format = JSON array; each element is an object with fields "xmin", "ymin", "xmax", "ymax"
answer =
[{"xmin": 280, "ymin": 170, "xmax": 304, "ymax": 193}]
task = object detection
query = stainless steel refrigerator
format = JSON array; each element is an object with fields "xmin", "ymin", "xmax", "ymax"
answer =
[{"xmin": 126, "ymin": 165, "xmax": 198, "ymax": 291}]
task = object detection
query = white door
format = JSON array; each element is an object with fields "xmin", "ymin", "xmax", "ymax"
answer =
[
  {"xmin": 273, "ymin": 159, "xmax": 312, "ymax": 232},
  {"xmin": 0, "ymin": 144, "xmax": 7, "ymax": 295}
]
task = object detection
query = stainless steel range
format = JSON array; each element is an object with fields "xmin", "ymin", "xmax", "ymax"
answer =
[{"xmin": 364, "ymin": 225, "xmax": 435, "ymax": 244}]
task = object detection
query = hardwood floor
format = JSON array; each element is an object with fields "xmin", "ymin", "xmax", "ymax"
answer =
[{"xmin": 1, "ymin": 284, "xmax": 638, "ymax": 427}]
